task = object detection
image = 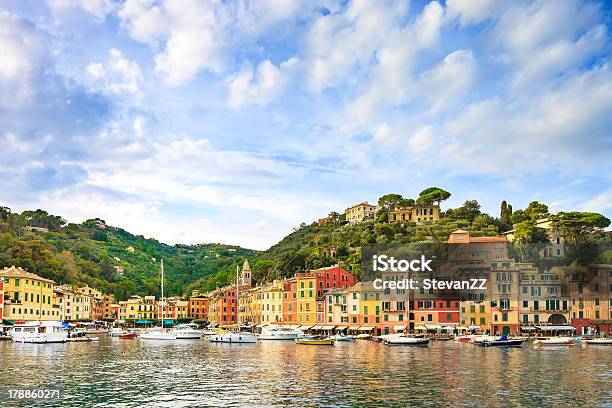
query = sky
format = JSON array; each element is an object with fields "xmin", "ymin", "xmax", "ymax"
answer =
[{"xmin": 0, "ymin": 0, "xmax": 611, "ymax": 250}]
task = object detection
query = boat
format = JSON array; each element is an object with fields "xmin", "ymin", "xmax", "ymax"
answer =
[
  {"xmin": 9, "ymin": 321, "xmax": 68, "ymax": 344},
  {"xmin": 334, "ymin": 333, "xmax": 355, "ymax": 341},
  {"xmin": 172, "ymin": 324, "xmax": 202, "ymax": 339},
  {"xmin": 258, "ymin": 327, "xmax": 301, "ymax": 340},
  {"xmin": 140, "ymin": 259, "xmax": 176, "ymax": 341},
  {"xmin": 477, "ymin": 334, "xmax": 526, "ymax": 347},
  {"xmin": 209, "ymin": 330, "xmax": 257, "ymax": 343},
  {"xmin": 455, "ymin": 335, "xmax": 474, "ymax": 343},
  {"xmin": 470, "ymin": 335, "xmax": 497, "ymax": 344},
  {"xmin": 383, "ymin": 335, "xmax": 430, "ymax": 346},
  {"xmin": 355, "ymin": 333, "xmax": 372, "ymax": 340},
  {"xmin": 583, "ymin": 338, "xmax": 612, "ymax": 345},
  {"xmin": 119, "ymin": 332, "xmax": 137, "ymax": 339},
  {"xmin": 295, "ymin": 337, "xmax": 335, "ymax": 345},
  {"xmin": 108, "ymin": 328, "xmax": 124, "ymax": 337},
  {"xmin": 534, "ymin": 337, "xmax": 575, "ymax": 347}
]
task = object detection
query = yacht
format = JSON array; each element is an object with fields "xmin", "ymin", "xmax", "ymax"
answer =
[
  {"xmin": 139, "ymin": 259, "xmax": 176, "ymax": 341},
  {"xmin": 172, "ymin": 324, "xmax": 202, "ymax": 339},
  {"xmin": 209, "ymin": 330, "xmax": 257, "ymax": 343},
  {"xmin": 258, "ymin": 327, "xmax": 301, "ymax": 340},
  {"xmin": 108, "ymin": 328, "xmax": 124, "ymax": 337},
  {"xmin": 9, "ymin": 321, "xmax": 68, "ymax": 344}
]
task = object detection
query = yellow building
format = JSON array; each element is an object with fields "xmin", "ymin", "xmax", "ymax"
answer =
[
  {"xmin": 259, "ymin": 280, "xmax": 283, "ymax": 324},
  {"xmin": 118, "ymin": 295, "xmax": 156, "ymax": 321},
  {"xmin": 59, "ymin": 285, "xmax": 92, "ymax": 321},
  {"xmin": 296, "ymin": 273, "xmax": 317, "ymax": 325},
  {"xmin": 241, "ymin": 286, "xmax": 261, "ymax": 325},
  {"xmin": 345, "ymin": 201, "xmax": 378, "ymax": 224},
  {"xmin": 0, "ymin": 266, "xmax": 60, "ymax": 321},
  {"xmin": 360, "ymin": 281, "xmax": 381, "ymax": 335},
  {"xmin": 388, "ymin": 204, "xmax": 440, "ymax": 223},
  {"xmin": 460, "ymin": 301, "xmax": 489, "ymax": 331}
]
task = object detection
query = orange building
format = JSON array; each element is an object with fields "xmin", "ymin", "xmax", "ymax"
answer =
[
  {"xmin": 282, "ymin": 277, "xmax": 297, "ymax": 324},
  {"xmin": 0, "ymin": 281, "xmax": 4, "ymax": 321},
  {"xmin": 189, "ymin": 296, "xmax": 209, "ymax": 320}
]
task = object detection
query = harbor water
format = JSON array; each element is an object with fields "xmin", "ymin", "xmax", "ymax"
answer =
[{"xmin": 1, "ymin": 338, "xmax": 611, "ymax": 407}]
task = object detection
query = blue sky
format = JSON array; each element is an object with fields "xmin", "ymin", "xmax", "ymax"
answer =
[{"xmin": 0, "ymin": 0, "xmax": 611, "ymax": 249}]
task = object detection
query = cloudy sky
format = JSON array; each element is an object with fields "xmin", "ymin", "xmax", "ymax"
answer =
[{"xmin": 1, "ymin": 0, "xmax": 611, "ymax": 250}]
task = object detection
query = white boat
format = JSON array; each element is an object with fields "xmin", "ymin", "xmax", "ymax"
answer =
[
  {"xmin": 335, "ymin": 333, "xmax": 355, "ymax": 341},
  {"xmin": 258, "ymin": 327, "xmax": 301, "ymax": 340},
  {"xmin": 172, "ymin": 324, "xmax": 202, "ymax": 339},
  {"xmin": 583, "ymin": 338, "xmax": 612, "ymax": 345},
  {"xmin": 9, "ymin": 321, "xmax": 68, "ymax": 344},
  {"xmin": 108, "ymin": 328, "xmax": 124, "ymax": 337},
  {"xmin": 384, "ymin": 335, "xmax": 430, "ymax": 346},
  {"xmin": 140, "ymin": 259, "xmax": 176, "ymax": 341},
  {"xmin": 470, "ymin": 335, "xmax": 496, "ymax": 344},
  {"xmin": 209, "ymin": 330, "xmax": 257, "ymax": 343},
  {"xmin": 202, "ymin": 328, "xmax": 218, "ymax": 336},
  {"xmin": 355, "ymin": 333, "xmax": 372, "ymax": 340},
  {"xmin": 140, "ymin": 328, "xmax": 176, "ymax": 340},
  {"xmin": 534, "ymin": 337, "xmax": 575, "ymax": 346}
]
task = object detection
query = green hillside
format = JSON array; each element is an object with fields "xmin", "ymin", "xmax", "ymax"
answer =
[{"xmin": 0, "ymin": 208, "xmax": 257, "ymax": 300}]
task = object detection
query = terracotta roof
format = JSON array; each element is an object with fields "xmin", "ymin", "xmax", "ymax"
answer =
[{"xmin": 0, "ymin": 266, "xmax": 55, "ymax": 284}]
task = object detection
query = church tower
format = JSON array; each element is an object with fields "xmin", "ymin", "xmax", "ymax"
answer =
[{"xmin": 239, "ymin": 259, "xmax": 252, "ymax": 287}]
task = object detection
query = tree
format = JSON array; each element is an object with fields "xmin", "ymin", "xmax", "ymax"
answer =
[
  {"xmin": 398, "ymin": 198, "xmax": 415, "ymax": 206},
  {"xmin": 511, "ymin": 209, "xmax": 529, "ymax": 224},
  {"xmin": 452, "ymin": 200, "xmax": 481, "ymax": 221},
  {"xmin": 511, "ymin": 220, "xmax": 550, "ymax": 262},
  {"xmin": 500, "ymin": 201, "xmax": 513, "ymax": 223},
  {"xmin": 416, "ymin": 187, "xmax": 451, "ymax": 207},
  {"xmin": 524, "ymin": 201, "xmax": 549, "ymax": 221},
  {"xmin": 0, "ymin": 206, "xmax": 10, "ymax": 222},
  {"xmin": 554, "ymin": 212, "xmax": 611, "ymax": 245},
  {"xmin": 377, "ymin": 194, "xmax": 403, "ymax": 210}
]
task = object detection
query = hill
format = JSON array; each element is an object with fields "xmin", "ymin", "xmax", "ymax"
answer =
[{"xmin": 0, "ymin": 208, "xmax": 257, "ymax": 300}]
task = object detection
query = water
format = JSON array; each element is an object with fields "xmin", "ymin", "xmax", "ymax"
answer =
[{"xmin": 1, "ymin": 338, "xmax": 611, "ymax": 407}]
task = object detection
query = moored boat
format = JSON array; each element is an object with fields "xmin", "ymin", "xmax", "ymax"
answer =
[
  {"xmin": 582, "ymin": 338, "xmax": 612, "ymax": 346},
  {"xmin": 383, "ymin": 336, "xmax": 430, "ymax": 346},
  {"xmin": 355, "ymin": 333, "xmax": 372, "ymax": 340},
  {"xmin": 119, "ymin": 332, "xmax": 137, "ymax": 339},
  {"xmin": 534, "ymin": 337, "xmax": 575, "ymax": 347},
  {"xmin": 258, "ymin": 327, "xmax": 301, "ymax": 340},
  {"xmin": 334, "ymin": 333, "xmax": 355, "ymax": 342},
  {"xmin": 108, "ymin": 328, "xmax": 124, "ymax": 337},
  {"xmin": 9, "ymin": 321, "xmax": 68, "ymax": 344},
  {"xmin": 477, "ymin": 334, "xmax": 526, "ymax": 347},
  {"xmin": 172, "ymin": 324, "xmax": 202, "ymax": 339},
  {"xmin": 209, "ymin": 330, "xmax": 257, "ymax": 343},
  {"xmin": 140, "ymin": 328, "xmax": 176, "ymax": 340},
  {"xmin": 295, "ymin": 337, "xmax": 335, "ymax": 345}
]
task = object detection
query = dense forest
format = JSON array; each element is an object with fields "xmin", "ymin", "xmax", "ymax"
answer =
[{"xmin": 1, "ymin": 187, "xmax": 610, "ymax": 299}]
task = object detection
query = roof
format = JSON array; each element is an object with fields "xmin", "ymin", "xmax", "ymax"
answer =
[
  {"xmin": 468, "ymin": 236, "xmax": 508, "ymax": 243},
  {"xmin": 0, "ymin": 266, "xmax": 55, "ymax": 285}
]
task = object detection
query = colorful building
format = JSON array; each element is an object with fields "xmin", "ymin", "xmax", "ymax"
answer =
[
  {"xmin": 282, "ymin": 277, "xmax": 297, "ymax": 324},
  {"xmin": 519, "ymin": 263, "xmax": 570, "ymax": 329},
  {"xmin": 345, "ymin": 202, "xmax": 378, "ymax": 224},
  {"xmin": 188, "ymin": 296, "xmax": 209, "ymax": 320},
  {"xmin": 0, "ymin": 266, "xmax": 60, "ymax": 322},
  {"xmin": 259, "ymin": 280, "xmax": 283, "ymax": 324},
  {"xmin": 0, "ymin": 281, "xmax": 4, "ymax": 321},
  {"xmin": 388, "ymin": 204, "xmax": 440, "ymax": 224}
]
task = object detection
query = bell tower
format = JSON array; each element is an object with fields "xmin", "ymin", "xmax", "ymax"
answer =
[{"xmin": 240, "ymin": 259, "xmax": 252, "ymax": 287}]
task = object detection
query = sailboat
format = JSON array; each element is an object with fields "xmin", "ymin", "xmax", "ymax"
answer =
[
  {"xmin": 209, "ymin": 265, "xmax": 257, "ymax": 344},
  {"xmin": 140, "ymin": 259, "xmax": 176, "ymax": 341}
]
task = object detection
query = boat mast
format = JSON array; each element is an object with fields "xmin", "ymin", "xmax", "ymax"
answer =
[{"xmin": 161, "ymin": 258, "xmax": 165, "ymax": 329}]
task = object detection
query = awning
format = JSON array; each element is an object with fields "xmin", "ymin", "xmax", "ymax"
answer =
[
  {"xmin": 348, "ymin": 326, "xmax": 360, "ymax": 330},
  {"xmin": 136, "ymin": 319, "xmax": 152, "ymax": 324},
  {"xmin": 442, "ymin": 326, "xmax": 455, "ymax": 331},
  {"xmin": 468, "ymin": 325, "xmax": 481, "ymax": 330},
  {"xmin": 425, "ymin": 324, "xmax": 441, "ymax": 330},
  {"xmin": 358, "ymin": 326, "xmax": 374, "ymax": 331},
  {"xmin": 311, "ymin": 325, "xmax": 323, "ymax": 330},
  {"xmin": 457, "ymin": 326, "xmax": 468, "ymax": 330},
  {"xmin": 321, "ymin": 325, "xmax": 335, "ymax": 330},
  {"xmin": 535, "ymin": 325, "xmax": 576, "ymax": 331},
  {"xmin": 394, "ymin": 325, "xmax": 406, "ymax": 331},
  {"xmin": 163, "ymin": 319, "xmax": 174, "ymax": 325},
  {"xmin": 415, "ymin": 326, "xmax": 427, "ymax": 331},
  {"xmin": 299, "ymin": 325, "xmax": 314, "ymax": 330},
  {"xmin": 520, "ymin": 326, "xmax": 536, "ymax": 331}
]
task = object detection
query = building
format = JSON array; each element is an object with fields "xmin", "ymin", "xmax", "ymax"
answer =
[
  {"xmin": 519, "ymin": 263, "xmax": 570, "ymax": 329},
  {"xmin": 282, "ymin": 277, "xmax": 297, "ymax": 324},
  {"xmin": 325, "ymin": 283, "xmax": 362, "ymax": 330},
  {"xmin": 388, "ymin": 204, "xmax": 440, "ymax": 224},
  {"xmin": 240, "ymin": 286, "xmax": 261, "ymax": 325},
  {"xmin": 188, "ymin": 296, "xmax": 209, "ymax": 320},
  {"xmin": 567, "ymin": 264, "xmax": 612, "ymax": 335},
  {"xmin": 359, "ymin": 281, "xmax": 381, "ymax": 335},
  {"xmin": 59, "ymin": 285, "xmax": 92, "ymax": 321},
  {"xmin": 118, "ymin": 295, "xmax": 156, "ymax": 321},
  {"xmin": 345, "ymin": 202, "xmax": 378, "ymax": 224},
  {"xmin": 259, "ymin": 280, "xmax": 283, "ymax": 324},
  {"xmin": 460, "ymin": 300, "xmax": 489, "ymax": 331},
  {"xmin": 296, "ymin": 265, "xmax": 355, "ymax": 326},
  {"xmin": 503, "ymin": 217, "xmax": 565, "ymax": 258},
  {"xmin": 0, "ymin": 266, "xmax": 60, "ymax": 322},
  {"xmin": 102, "ymin": 294, "xmax": 115, "ymax": 319}
]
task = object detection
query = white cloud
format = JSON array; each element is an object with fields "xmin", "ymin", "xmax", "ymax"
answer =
[
  {"xmin": 408, "ymin": 125, "xmax": 435, "ymax": 153},
  {"xmin": 227, "ymin": 57, "xmax": 299, "ymax": 108},
  {"xmin": 445, "ymin": 0, "xmax": 498, "ymax": 26},
  {"xmin": 85, "ymin": 48, "xmax": 142, "ymax": 94},
  {"xmin": 47, "ymin": 0, "xmax": 114, "ymax": 19}
]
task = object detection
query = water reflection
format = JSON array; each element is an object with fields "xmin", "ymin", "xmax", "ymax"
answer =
[{"xmin": 1, "ymin": 339, "xmax": 610, "ymax": 407}]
